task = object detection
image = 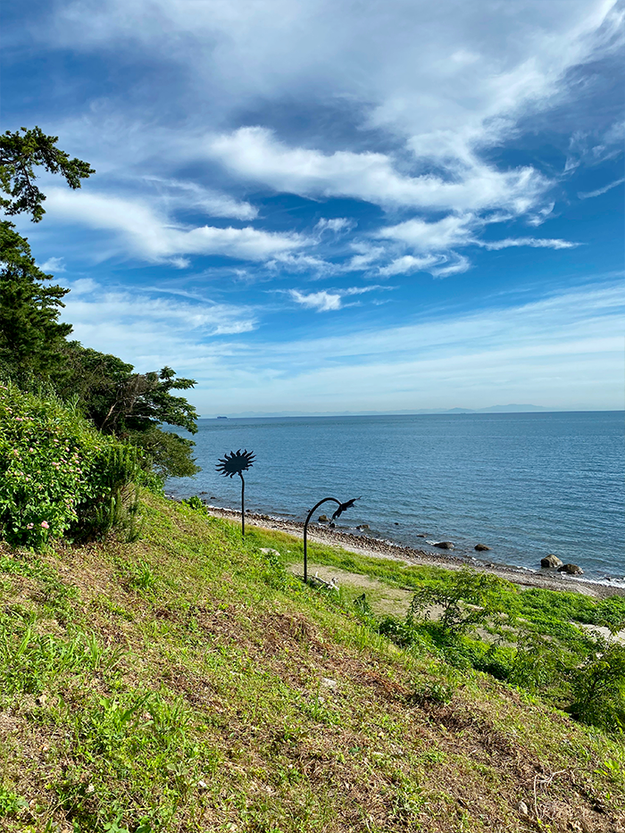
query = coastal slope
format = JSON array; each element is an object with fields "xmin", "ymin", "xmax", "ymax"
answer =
[{"xmin": 0, "ymin": 492, "xmax": 623, "ymax": 832}]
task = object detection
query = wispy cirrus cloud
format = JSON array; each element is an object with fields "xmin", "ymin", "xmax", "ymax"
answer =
[
  {"xmin": 481, "ymin": 238, "xmax": 579, "ymax": 251},
  {"xmin": 142, "ymin": 176, "xmax": 259, "ymax": 220},
  {"xmin": 44, "ymin": 188, "xmax": 307, "ymax": 263},
  {"xmin": 79, "ymin": 279, "xmax": 622, "ymax": 413},
  {"xmin": 578, "ymin": 177, "xmax": 625, "ymax": 199},
  {"xmin": 60, "ymin": 278, "xmax": 258, "ymax": 368}
]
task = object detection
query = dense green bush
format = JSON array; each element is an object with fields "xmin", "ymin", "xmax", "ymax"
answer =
[{"xmin": 0, "ymin": 382, "xmax": 140, "ymax": 548}]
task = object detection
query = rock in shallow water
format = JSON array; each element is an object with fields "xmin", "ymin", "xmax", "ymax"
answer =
[
  {"xmin": 558, "ymin": 563, "xmax": 584, "ymax": 575},
  {"xmin": 433, "ymin": 541, "xmax": 455, "ymax": 550},
  {"xmin": 541, "ymin": 554, "xmax": 563, "ymax": 568},
  {"xmin": 474, "ymin": 543, "xmax": 491, "ymax": 551}
]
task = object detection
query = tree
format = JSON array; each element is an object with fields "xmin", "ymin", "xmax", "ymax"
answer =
[
  {"xmin": 0, "ymin": 127, "xmax": 93, "ymax": 384},
  {"xmin": 0, "ymin": 222, "xmax": 72, "ymax": 384},
  {"xmin": 54, "ymin": 343, "xmax": 200, "ymax": 478}
]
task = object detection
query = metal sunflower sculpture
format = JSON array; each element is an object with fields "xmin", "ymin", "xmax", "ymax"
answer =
[{"xmin": 216, "ymin": 449, "xmax": 255, "ymax": 536}]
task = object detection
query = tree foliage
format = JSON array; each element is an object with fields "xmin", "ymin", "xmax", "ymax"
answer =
[
  {"xmin": 0, "ymin": 127, "xmax": 92, "ymax": 385},
  {"xmin": 0, "ymin": 128, "xmax": 199, "ymax": 479},
  {"xmin": 54, "ymin": 343, "xmax": 200, "ymax": 478},
  {"xmin": 0, "ymin": 223, "xmax": 72, "ymax": 384},
  {"xmin": 0, "ymin": 126, "xmax": 94, "ymax": 222}
]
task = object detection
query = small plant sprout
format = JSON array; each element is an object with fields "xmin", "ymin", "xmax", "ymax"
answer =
[
  {"xmin": 216, "ymin": 449, "xmax": 255, "ymax": 536},
  {"xmin": 303, "ymin": 496, "xmax": 360, "ymax": 583}
]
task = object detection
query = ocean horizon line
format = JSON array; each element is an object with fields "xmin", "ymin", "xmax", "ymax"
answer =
[{"xmin": 198, "ymin": 407, "xmax": 624, "ymax": 420}]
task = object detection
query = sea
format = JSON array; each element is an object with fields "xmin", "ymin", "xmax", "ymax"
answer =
[{"xmin": 166, "ymin": 411, "xmax": 625, "ymax": 585}]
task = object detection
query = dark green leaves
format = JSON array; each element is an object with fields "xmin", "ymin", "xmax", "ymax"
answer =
[{"xmin": 0, "ymin": 126, "xmax": 94, "ymax": 222}]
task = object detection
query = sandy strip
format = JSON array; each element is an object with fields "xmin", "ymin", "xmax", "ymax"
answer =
[{"xmin": 199, "ymin": 504, "xmax": 624, "ymax": 600}]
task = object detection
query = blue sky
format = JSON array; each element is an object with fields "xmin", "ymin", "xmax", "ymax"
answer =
[{"xmin": 3, "ymin": 0, "xmax": 624, "ymax": 415}]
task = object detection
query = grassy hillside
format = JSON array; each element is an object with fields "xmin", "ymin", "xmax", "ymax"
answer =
[{"xmin": 1, "ymin": 493, "xmax": 623, "ymax": 833}]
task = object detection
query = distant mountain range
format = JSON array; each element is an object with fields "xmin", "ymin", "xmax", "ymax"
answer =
[{"xmin": 413, "ymin": 404, "xmax": 554, "ymax": 414}]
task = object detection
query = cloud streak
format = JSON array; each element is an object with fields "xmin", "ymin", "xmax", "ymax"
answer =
[
  {"xmin": 44, "ymin": 188, "xmax": 307, "ymax": 263},
  {"xmin": 578, "ymin": 177, "xmax": 625, "ymax": 199}
]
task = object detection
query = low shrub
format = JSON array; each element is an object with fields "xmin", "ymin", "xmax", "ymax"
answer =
[
  {"xmin": 407, "ymin": 568, "xmax": 516, "ymax": 635},
  {"xmin": 0, "ymin": 382, "xmax": 140, "ymax": 548},
  {"xmin": 568, "ymin": 641, "xmax": 625, "ymax": 732}
]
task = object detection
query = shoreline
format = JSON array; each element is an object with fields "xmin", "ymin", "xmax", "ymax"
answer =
[{"xmin": 196, "ymin": 502, "xmax": 624, "ymax": 600}]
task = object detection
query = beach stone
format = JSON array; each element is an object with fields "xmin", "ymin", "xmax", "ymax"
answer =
[
  {"xmin": 558, "ymin": 563, "xmax": 584, "ymax": 575},
  {"xmin": 517, "ymin": 801, "xmax": 529, "ymax": 816},
  {"xmin": 318, "ymin": 514, "xmax": 328, "ymax": 522},
  {"xmin": 356, "ymin": 524, "xmax": 369, "ymax": 531},
  {"xmin": 433, "ymin": 541, "xmax": 455, "ymax": 550},
  {"xmin": 541, "ymin": 554, "xmax": 563, "ymax": 568},
  {"xmin": 474, "ymin": 543, "xmax": 491, "ymax": 551}
]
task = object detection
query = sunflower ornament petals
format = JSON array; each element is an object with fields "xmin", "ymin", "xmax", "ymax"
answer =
[{"xmin": 216, "ymin": 449, "xmax": 255, "ymax": 478}]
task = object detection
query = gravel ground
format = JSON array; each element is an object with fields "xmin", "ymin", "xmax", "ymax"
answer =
[{"xmin": 200, "ymin": 504, "xmax": 624, "ymax": 600}]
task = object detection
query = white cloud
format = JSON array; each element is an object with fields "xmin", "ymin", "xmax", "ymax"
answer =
[
  {"xmin": 44, "ymin": 187, "xmax": 307, "ymax": 263},
  {"xmin": 268, "ymin": 252, "xmax": 337, "ymax": 275},
  {"xmin": 430, "ymin": 256, "xmax": 471, "ymax": 278},
  {"xmin": 374, "ymin": 218, "xmax": 578, "ymax": 273},
  {"xmin": 50, "ymin": 0, "xmax": 623, "ymax": 157},
  {"xmin": 378, "ymin": 255, "xmax": 440, "ymax": 277},
  {"xmin": 289, "ymin": 284, "xmax": 390, "ymax": 311},
  {"xmin": 207, "ymin": 126, "xmax": 549, "ymax": 214},
  {"xmin": 377, "ymin": 215, "xmax": 476, "ymax": 251},
  {"xmin": 526, "ymin": 202, "xmax": 555, "ymax": 227},
  {"xmin": 37, "ymin": 256, "xmax": 66, "ymax": 273},
  {"xmin": 289, "ymin": 290, "xmax": 343, "ymax": 311},
  {"xmin": 315, "ymin": 217, "xmax": 354, "ymax": 234},
  {"xmin": 343, "ymin": 245, "xmax": 386, "ymax": 272},
  {"xmin": 25, "ymin": 0, "xmax": 621, "ymax": 273}
]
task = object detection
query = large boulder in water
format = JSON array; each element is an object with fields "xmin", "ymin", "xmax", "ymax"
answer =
[
  {"xmin": 541, "ymin": 554, "xmax": 563, "ymax": 568},
  {"xmin": 433, "ymin": 541, "xmax": 455, "ymax": 550},
  {"xmin": 558, "ymin": 563, "xmax": 584, "ymax": 575},
  {"xmin": 474, "ymin": 543, "xmax": 491, "ymax": 552}
]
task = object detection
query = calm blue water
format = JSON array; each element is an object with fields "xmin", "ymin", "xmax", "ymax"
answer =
[{"xmin": 167, "ymin": 412, "xmax": 625, "ymax": 582}]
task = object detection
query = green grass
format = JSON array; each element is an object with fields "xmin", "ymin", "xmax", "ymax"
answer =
[{"xmin": 0, "ymin": 493, "xmax": 623, "ymax": 833}]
